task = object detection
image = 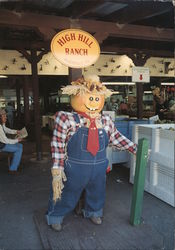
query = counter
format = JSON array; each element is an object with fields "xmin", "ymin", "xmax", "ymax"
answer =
[{"xmin": 107, "ymin": 118, "xmax": 153, "ymax": 169}]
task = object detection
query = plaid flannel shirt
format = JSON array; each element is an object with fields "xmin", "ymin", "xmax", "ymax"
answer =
[{"xmin": 51, "ymin": 111, "xmax": 137, "ymax": 168}]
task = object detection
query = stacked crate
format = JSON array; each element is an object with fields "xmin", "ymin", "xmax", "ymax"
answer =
[{"xmin": 129, "ymin": 124, "xmax": 175, "ymax": 207}]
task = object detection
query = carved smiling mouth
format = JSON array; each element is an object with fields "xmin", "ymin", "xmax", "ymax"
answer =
[{"xmin": 84, "ymin": 105, "xmax": 98, "ymax": 111}]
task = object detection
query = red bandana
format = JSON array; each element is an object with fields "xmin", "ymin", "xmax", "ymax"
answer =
[{"xmin": 78, "ymin": 112, "xmax": 99, "ymax": 156}]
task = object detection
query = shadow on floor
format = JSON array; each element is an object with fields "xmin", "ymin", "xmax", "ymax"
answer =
[
  {"xmin": 34, "ymin": 165, "xmax": 175, "ymax": 250},
  {"xmin": 0, "ymin": 134, "xmax": 174, "ymax": 250}
]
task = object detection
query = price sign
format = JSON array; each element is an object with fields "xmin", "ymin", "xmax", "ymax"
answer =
[{"xmin": 132, "ymin": 67, "xmax": 150, "ymax": 83}]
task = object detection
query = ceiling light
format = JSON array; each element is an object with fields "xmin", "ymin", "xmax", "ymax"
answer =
[
  {"xmin": 0, "ymin": 75, "xmax": 8, "ymax": 78},
  {"xmin": 102, "ymin": 82, "xmax": 135, "ymax": 85},
  {"xmin": 161, "ymin": 82, "xmax": 175, "ymax": 86},
  {"xmin": 144, "ymin": 91, "xmax": 152, "ymax": 94}
]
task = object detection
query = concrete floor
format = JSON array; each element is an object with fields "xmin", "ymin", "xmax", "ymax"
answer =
[
  {"xmin": 0, "ymin": 136, "xmax": 52, "ymax": 250},
  {"xmin": 0, "ymin": 134, "xmax": 175, "ymax": 250}
]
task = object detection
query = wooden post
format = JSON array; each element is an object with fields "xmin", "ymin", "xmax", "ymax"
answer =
[
  {"xmin": 43, "ymin": 83, "xmax": 49, "ymax": 113},
  {"xmin": 23, "ymin": 76, "xmax": 30, "ymax": 126},
  {"xmin": 130, "ymin": 138, "xmax": 149, "ymax": 226},
  {"xmin": 69, "ymin": 68, "xmax": 82, "ymax": 82},
  {"xmin": 18, "ymin": 48, "xmax": 47, "ymax": 161},
  {"xmin": 136, "ymin": 82, "xmax": 143, "ymax": 119},
  {"xmin": 128, "ymin": 53, "xmax": 150, "ymax": 119},
  {"xmin": 31, "ymin": 48, "xmax": 42, "ymax": 161},
  {"xmin": 16, "ymin": 79, "xmax": 21, "ymax": 125}
]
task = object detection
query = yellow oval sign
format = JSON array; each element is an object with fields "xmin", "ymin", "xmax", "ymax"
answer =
[{"xmin": 51, "ymin": 29, "xmax": 100, "ymax": 68}]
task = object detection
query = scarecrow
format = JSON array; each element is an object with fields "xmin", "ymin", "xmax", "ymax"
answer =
[{"xmin": 46, "ymin": 75, "xmax": 137, "ymax": 231}]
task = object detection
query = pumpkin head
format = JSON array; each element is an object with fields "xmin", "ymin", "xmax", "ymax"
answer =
[
  {"xmin": 71, "ymin": 92, "xmax": 105, "ymax": 114},
  {"xmin": 61, "ymin": 74, "xmax": 112, "ymax": 114}
]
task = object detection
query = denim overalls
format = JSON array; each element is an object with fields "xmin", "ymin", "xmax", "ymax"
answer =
[{"xmin": 46, "ymin": 114, "xmax": 109, "ymax": 225}]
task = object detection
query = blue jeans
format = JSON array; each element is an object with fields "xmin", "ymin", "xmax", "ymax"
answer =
[
  {"xmin": 46, "ymin": 159, "xmax": 108, "ymax": 225},
  {"xmin": 1, "ymin": 143, "xmax": 23, "ymax": 171}
]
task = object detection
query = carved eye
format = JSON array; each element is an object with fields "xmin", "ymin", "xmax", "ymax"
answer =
[
  {"xmin": 89, "ymin": 97, "xmax": 93, "ymax": 101},
  {"xmin": 95, "ymin": 97, "xmax": 99, "ymax": 101}
]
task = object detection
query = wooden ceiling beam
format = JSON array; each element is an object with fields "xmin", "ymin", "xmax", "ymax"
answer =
[
  {"xmin": 65, "ymin": 0, "xmax": 105, "ymax": 18},
  {"xmin": 106, "ymin": 2, "xmax": 172, "ymax": 24},
  {"xmin": 0, "ymin": 39, "xmax": 173, "ymax": 58},
  {"xmin": 101, "ymin": 45, "xmax": 174, "ymax": 58},
  {"xmin": 0, "ymin": 9, "xmax": 174, "ymax": 42},
  {"xmin": 0, "ymin": 40, "xmax": 50, "ymax": 50}
]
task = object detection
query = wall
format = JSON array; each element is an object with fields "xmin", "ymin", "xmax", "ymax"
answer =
[
  {"xmin": 0, "ymin": 50, "xmax": 174, "ymax": 78},
  {"xmin": 83, "ymin": 55, "xmax": 175, "ymax": 78},
  {"xmin": 0, "ymin": 50, "xmax": 68, "ymax": 75}
]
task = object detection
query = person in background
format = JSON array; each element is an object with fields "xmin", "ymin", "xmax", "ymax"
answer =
[
  {"xmin": 119, "ymin": 101, "xmax": 128, "ymax": 115},
  {"xmin": 6, "ymin": 102, "xmax": 15, "ymax": 128},
  {"xmin": 106, "ymin": 96, "xmax": 119, "ymax": 114},
  {"xmin": 20, "ymin": 103, "xmax": 24, "ymax": 114},
  {"xmin": 152, "ymin": 87, "xmax": 166, "ymax": 120},
  {"xmin": 168, "ymin": 98, "xmax": 175, "ymax": 111},
  {"xmin": 0, "ymin": 109, "xmax": 23, "ymax": 174}
]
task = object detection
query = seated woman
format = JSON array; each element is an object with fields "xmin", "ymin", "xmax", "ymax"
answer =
[{"xmin": 0, "ymin": 109, "xmax": 23, "ymax": 174}]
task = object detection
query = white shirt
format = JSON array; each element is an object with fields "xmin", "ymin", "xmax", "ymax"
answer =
[{"xmin": 0, "ymin": 124, "xmax": 18, "ymax": 144}]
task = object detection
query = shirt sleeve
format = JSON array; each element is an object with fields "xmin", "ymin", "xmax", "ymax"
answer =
[
  {"xmin": 0, "ymin": 125, "xmax": 18, "ymax": 144},
  {"xmin": 51, "ymin": 112, "xmax": 69, "ymax": 169},
  {"xmin": 3, "ymin": 125, "xmax": 17, "ymax": 135},
  {"xmin": 104, "ymin": 115, "xmax": 137, "ymax": 155}
]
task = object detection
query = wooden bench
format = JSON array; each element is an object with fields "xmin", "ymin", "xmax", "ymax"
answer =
[{"xmin": 0, "ymin": 152, "xmax": 11, "ymax": 167}]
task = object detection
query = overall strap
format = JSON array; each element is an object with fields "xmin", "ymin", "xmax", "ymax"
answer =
[
  {"xmin": 101, "ymin": 116, "xmax": 105, "ymax": 127},
  {"xmin": 73, "ymin": 113, "xmax": 80, "ymax": 124}
]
